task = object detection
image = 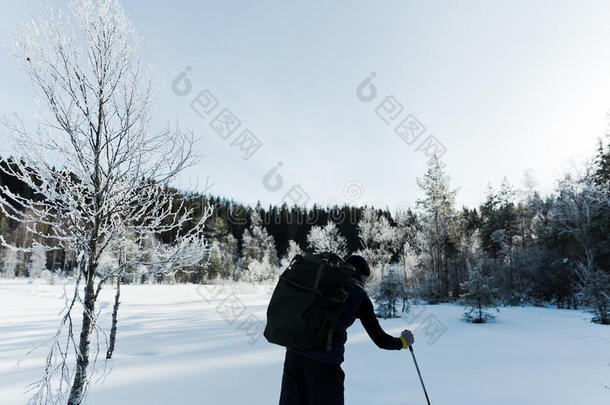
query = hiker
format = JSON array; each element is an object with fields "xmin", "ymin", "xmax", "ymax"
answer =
[{"xmin": 278, "ymin": 254, "xmax": 414, "ymax": 405}]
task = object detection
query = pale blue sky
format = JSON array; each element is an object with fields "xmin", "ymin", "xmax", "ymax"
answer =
[{"xmin": 1, "ymin": 0, "xmax": 610, "ymax": 210}]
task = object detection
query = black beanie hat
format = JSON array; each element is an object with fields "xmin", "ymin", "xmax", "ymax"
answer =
[{"xmin": 345, "ymin": 255, "xmax": 370, "ymax": 277}]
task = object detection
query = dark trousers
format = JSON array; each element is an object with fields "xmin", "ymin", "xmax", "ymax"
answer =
[{"xmin": 279, "ymin": 350, "xmax": 345, "ymax": 405}]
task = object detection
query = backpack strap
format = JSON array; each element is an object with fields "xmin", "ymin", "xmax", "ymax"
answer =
[
  {"xmin": 326, "ymin": 325, "xmax": 335, "ymax": 351},
  {"xmin": 279, "ymin": 275, "xmax": 323, "ymax": 297},
  {"xmin": 325, "ymin": 278, "xmax": 364, "ymax": 351},
  {"xmin": 313, "ymin": 262, "xmax": 325, "ymax": 290},
  {"xmin": 348, "ymin": 278, "xmax": 365, "ymax": 291}
]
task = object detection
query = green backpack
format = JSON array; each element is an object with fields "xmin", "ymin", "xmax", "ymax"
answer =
[{"xmin": 264, "ymin": 252, "xmax": 356, "ymax": 351}]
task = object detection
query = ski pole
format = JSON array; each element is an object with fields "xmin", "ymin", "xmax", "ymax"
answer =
[{"xmin": 408, "ymin": 345, "xmax": 431, "ymax": 405}]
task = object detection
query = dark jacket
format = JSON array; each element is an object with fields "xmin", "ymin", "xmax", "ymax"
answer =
[{"xmin": 289, "ymin": 278, "xmax": 403, "ymax": 364}]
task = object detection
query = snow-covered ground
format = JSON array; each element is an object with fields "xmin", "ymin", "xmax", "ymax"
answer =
[{"xmin": 1, "ymin": 279, "xmax": 608, "ymax": 405}]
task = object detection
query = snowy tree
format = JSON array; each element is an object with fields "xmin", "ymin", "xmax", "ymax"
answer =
[
  {"xmin": 356, "ymin": 208, "xmax": 396, "ymax": 283},
  {"xmin": 222, "ymin": 233, "xmax": 239, "ymax": 279},
  {"xmin": 552, "ymin": 170, "xmax": 610, "ymax": 312},
  {"xmin": 202, "ymin": 214, "xmax": 238, "ymax": 281},
  {"xmin": 372, "ymin": 266, "xmax": 407, "ymax": 319},
  {"xmin": 553, "ymin": 172, "xmax": 609, "ymax": 257},
  {"xmin": 393, "ymin": 208, "xmax": 419, "ymax": 310},
  {"xmin": 393, "ymin": 208, "xmax": 417, "ymax": 266},
  {"xmin": 241, "ymin": 251, "xmax": 278, "ymax": 282},
  {"xmin": 460, "ymin": 267, "xmax": 499, "ymax": 323},
  {"xmin": 307, "ymin": 222, "xmax": 348, "ymax": 257},
  {"xmin": 573, "ymin": 257, "xmax": 610, "ymax": 325},
  {"xmin": 593, "ymin": 134, "xmax": 610, "ymax": 186},
  {"xmin": 518, "ymin": 168, "xmax": 538, "ymax": 201},
  {"xmin": 27, "ymin": 244, "xmax": 48, "ymax": 279},
  {"xmin": 478, "ymin": 177, "xmax": 546, "ymax": 305},
  {"xmin": 1, "ymin": 248, "xmax": 19, "ymax": 278},
  {"xmin": 416, "ymin": 155, "xmax": 457, "ymax": 299},
  {"xmin": 0, "ymin": 1, "xmax": 212, "ymax": 404},
  {"xmin": 96, "ymin": 250, "xmax": 119, "ymax": 276},
  {"xmin": 280, "ymin": 240, "xmax": 302, "ymax": 270},
  {"xmin": 207, "ymin": 233, "xmax": 238, "ymax": 280},
  {"xmin": 239, "ymin": 211, "xmax": 277, "ymax": 281}
]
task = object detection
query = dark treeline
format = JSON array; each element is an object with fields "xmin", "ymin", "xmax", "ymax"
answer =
[
  {"xmin": 0, "ymin": 156, "xmax": 386, "ymax": 275},
  {"xmin": 1, "ymin": 137, "xmax": 609, "ymax": 323}
]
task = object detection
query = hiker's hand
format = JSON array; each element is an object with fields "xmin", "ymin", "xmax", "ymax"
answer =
[{"xmin": 399, "ymin": 329, "xmax": 414, "ymax": 348}]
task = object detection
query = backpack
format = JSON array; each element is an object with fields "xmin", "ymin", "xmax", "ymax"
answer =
[{"xmin": 264, "ymin": 252, "xmax": 356, "ymax": 351}]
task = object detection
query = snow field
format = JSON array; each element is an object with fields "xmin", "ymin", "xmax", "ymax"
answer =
[{"xmin": 0, "ymin": 279, "xmax": 608, "ymax": 404}]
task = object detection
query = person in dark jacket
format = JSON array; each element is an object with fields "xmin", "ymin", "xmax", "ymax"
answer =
[{"xmin": 278, "ymin": 255, "xmax": 414, "ymax": 405}]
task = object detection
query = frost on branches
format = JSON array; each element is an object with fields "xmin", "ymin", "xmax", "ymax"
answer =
[
  {"xmin": 306, "ymin": 222, "xmax": 348, "ymax": 258},
  {"xmin": 553, "ymin": 169, "xmax": 610, "ymax": 324},
  {"xmin": 1, "ymin": 248, "xmax": 19, "ymax": 278},
  {"xmin": 415, "ymin": 155, "xmax": 457, "ymax": 301},
  {"xmin": 355, "ymin": 208, "xmax": 396, "ymax": 283},
  {"xmin": 573, "ymin": 257, "xmax": 610, "ymax": 325},
  {"xmin": 0, "ymin": 1, "xmax": 212, "ymax": 404},
  {"xmin": 280, "ymin": 240, "xmax": 302, "ymax": 270},
  {"xmin": 371, "ymin": 266, "xmax": 407, "ymax": 319},
  {"xmin": 239, "ymin": 211, "xmax": 278, "ymax": 282},
  {"xmin": 27, "ymin": 244, "xmax": 48, "ymax": 279}
]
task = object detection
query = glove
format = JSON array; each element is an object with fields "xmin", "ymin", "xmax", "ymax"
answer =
[{"xmin": 398, "ymin": 329, "xmax": 414, "ymax": 349}]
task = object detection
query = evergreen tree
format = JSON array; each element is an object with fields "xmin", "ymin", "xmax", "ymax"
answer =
[
  {"xmin": 207, "ymin": 234, "xmax": 238, "ymax": 281},
  {"xmin": 479, "ymin": 179, "xmax": 535, "ymax": 305},
  {"xmin": 416, "ymin": 155, "xmax": 457, "ymax": 299},
  {"xmin": 393, "ymin": 209, "xmax": 419, "ymax": 310},
  {"xmin": 460, "ymin": 267, "xmax": 500, "ymax": 323},
  {"xmin": 593, "ymin": 135, "xmax": 610, "ymax": 186},
  {"xmin": 205, "ymin": 215, "xmax": 239, "ymax": 280},
  {"xmin": 372, "ymin": 266, "xmax": 407, "ymax": 319}
]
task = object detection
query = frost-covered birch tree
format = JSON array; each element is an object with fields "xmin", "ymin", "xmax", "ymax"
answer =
[
  {"xmin": 1, "ymin": 1, "xmax": 211, "ymax": 404},
  {"xmin": 307, "ymin": 222, "xmax": 348, "ymax": 257},
  {"xmin": 1, "ymin": 248, "xmax": 19, "ymax": 278},
  {"xmin": 280, "ymin": 239, "xmax": 302, "ymax": 270},
  {"xmin": 240, "ymin": 211, "xmax": 278, "ymax": 281},
  {"xmin": 27, "ymin": 244, "xmax": 48, "ymax": 279},
  {"xmin": 356, "ymin": 208, "xmax": 396, "ymax": 282}
]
